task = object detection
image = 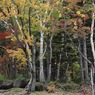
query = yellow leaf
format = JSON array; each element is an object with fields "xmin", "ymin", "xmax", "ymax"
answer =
[
  {"xmin": 80, "ymin": 14, "xmax": 85, "ymax": 18},
  {"xmin": 74, "ymin": 21, "xmax": 77, "ymax": 26},
  {"xmin": 74, "ymin": 26, "xmax": 78, "ymax": 30},
  {"xmin": 59, "ymin": 13, "xmax": 62, "ymax": 18},
  {"xmin": 76, "ymin": 11, "xmax": 81, "ymax": 15}
]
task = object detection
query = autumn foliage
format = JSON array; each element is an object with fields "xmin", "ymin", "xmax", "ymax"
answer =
[{"xmin": 0, "ymin": 30, "xmax": 11, "ymax": 40}]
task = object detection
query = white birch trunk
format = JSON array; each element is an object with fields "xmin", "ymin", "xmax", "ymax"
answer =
[
  {"xmin": 91, "ymin": 66, "xmax": 94, "ymax": 95},
  {"xmin": 39, "ymin": 31, "xmax": 45, "ymax": 82},
  {"xmin": 90, "ymin": 2, "xmax": 95, "ymax": 95},
  {"xmin": 90, "ymin": 10, "xmax": 95, "ymax": 66}
]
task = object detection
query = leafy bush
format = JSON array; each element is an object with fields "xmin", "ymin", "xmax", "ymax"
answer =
[
  {"xmin": 56, "ymin": 83, "xmax": 63, "ymax": 88},
  {"xmin": 62, "ymin": 82, "xmax": 81, "ymax": 91},
  {"xmin": 35, "ymin": 82, "xmax": 44, "ymax": 91},
  {"xmin": 72, "ymin": 62, "xmax": 81, "ymax": 83},
  {"xmin": 56, "ymin": 82, "xmax": 80, "ymax": 91}
]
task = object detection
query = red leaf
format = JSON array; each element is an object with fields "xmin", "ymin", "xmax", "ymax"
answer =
[
  {"xmin": 3, "ymin": 46, "xmax": 11, "ymax": 50},
  {"xmin": 0, "ymin": 31, "xmax": 11, "ymax": 40}
]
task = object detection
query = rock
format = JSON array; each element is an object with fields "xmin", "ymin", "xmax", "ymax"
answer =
[
  {"xmin": 0, "ymin": 80, "xmax": 13, "ymax": 89},
  {"xmin": 13, "ymin": 78, "xmax": 29, "ymax": 88}
]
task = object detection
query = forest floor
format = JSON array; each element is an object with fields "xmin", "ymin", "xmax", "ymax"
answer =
[{"xmin": 0, "ymin": 85, "xmax": 92, "ymax": 95}]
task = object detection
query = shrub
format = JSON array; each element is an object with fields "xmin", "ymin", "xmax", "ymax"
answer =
[
  {"xmin": 56, "ymin": 83, "xmax": 63, "ymax": 88},
  {"xmin": 62, "ymin": 82, "xmax": 81, "ymax": 91},
  {"xmin": 35, "ymin": 82, "xmax": 44, "ymax": 91}
]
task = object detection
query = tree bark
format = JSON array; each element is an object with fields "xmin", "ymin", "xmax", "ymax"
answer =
[
  {"xmin": 78, "ymin": 39, "xmax": 84, "ymax": 83},
  {"xmin": 90, "ymin": 3, "xmax": 95, "ymax": 66},
  {"xmin": 27, "ymin": 44, "xmax": 36, "ymax": 91},
  {"xmin": 91, "ymin": 66, "xmax": 94, "ymax": 95},
  {"xmin": 39, "ymin": 31, "xmax": 45, "ymax": 82},
  {"xmin": 56, "ymin": 54, "xmax": 61, "ymax": 81},
  {"xmin": 8, "ymin": 57, "xmax": 13, "ymax": 79},
  {"xmin": 83, "ymin": 37, "xmax": 89, "ymax": 83},
  {"xmin": 31, "ymin": 40, "xmax": 36, "ymax": 91},
  {"xmin": 13, "ymin": 58, "xmax": 16, "ymax": 79},
  {"xmin": 25, "ymin": 43, "xmax": 36, "ymax": 92},
  {"xmin": 47, "ymin": 35, "xmax": 53, "ymax": 82},
  {"xmin": 90, "ymin": 2, "xmax": 95, "ymax": 95},
  {"xmin": 46, "ymin": 35, "xmax": 50, "ymax": 81}
]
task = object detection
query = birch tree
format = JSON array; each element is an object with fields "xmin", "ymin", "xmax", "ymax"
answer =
[
  {"xmin": 0, "ymin": 0, "xmax": 38, "ymax": 92},
  {"xmin": 90, "ymin": 1, "xmax": 95, "ymax": 95}
]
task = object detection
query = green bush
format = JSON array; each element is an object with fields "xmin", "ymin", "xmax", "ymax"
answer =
[
  {"xmin": 56, "ymin": 82, "xmax": 80, "ymax": 91},
  {"xmin": 35, "ymin": 82, "xmax": 44, "ymax": 91},
  {"xmin": 72, "ymin": 62, "xmax": 81, "ymax": 83},
  {"xmin": 62, "ymin": 82, "xmax": 81, "ymax": 91},
  {"xmin": 56, "ymin": 83, "xmax": 63, "ymax": 88}
]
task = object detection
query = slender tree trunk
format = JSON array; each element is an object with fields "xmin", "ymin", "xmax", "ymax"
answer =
[
  {"xmin": 27, "ymin": 45, "xmax": 36, "ymax": 91},
  {"xmin": 26, "ymin": 61, "xmax": 33, "ymax": 93},
  {"xmin": 25, "ymin": 43, "xmax": 36, "ymax": 92},
  {"xmin": 47, "ymin": 35, "xmax": 53, "ymax": 82},
  {"xmin": 78, "ymin": 39, "xmax": 84, "ymax": 83},
  {"xmin": 31, "ymin": 40, "xmax": 36, "ymax": 91},
  {"xmin": 91, "ymin": 66, "xmax": 94, "ymax": 95},
  {"xmin": 46, "ymin": 35, "xmax": 50, "ymax": 81},
  {"xmin": 56, "ymin": 54, "xmax": 61, "ymax": 81},
  {"xmin": 39, "ymin": 31, "xmax": 45, "ymax": 82},
  {"xmin": 90, "ymin": 2, "xmax": 95, "ymax": 95},
  {"xmin": 48, "ymin": 63, "xmax": 51, "ymax": 81},
  {"xmin": 83, "ymin": 37, "xmax": 89, "ymax": 83},
  {"xmin": 90, "ymin": 0, "xmax": 95, "ymax": 66},
  {"xmin": 9, "ymin": 57, "xmax": 13, "ymax": 79},
  {"xmin": 13, "ymin": 58, "xmax": 16, "ymax": 79}
]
